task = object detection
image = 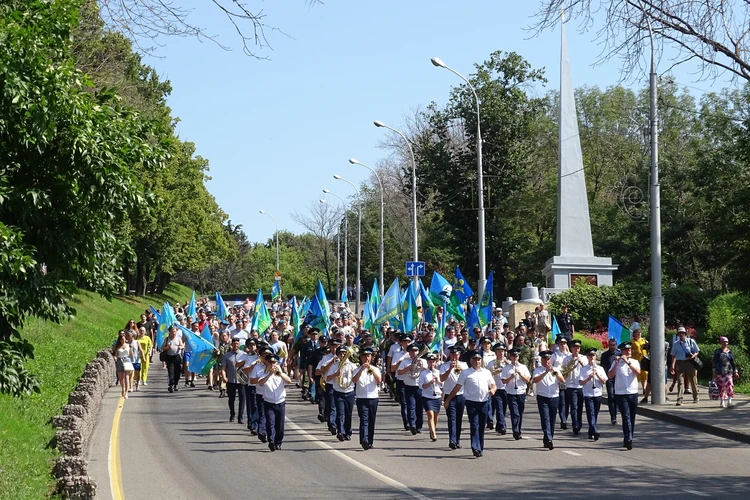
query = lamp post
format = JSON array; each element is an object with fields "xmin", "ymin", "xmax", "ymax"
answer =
[
  {"xmin": 322, "ymin": 190, "xmax": 348, "ymax": 304},
  {"xmin": 320, "ymin": 199, "xmax": 341, "ymax": 300},
  {"xmin": 350, "ymin": 158, "xmax": 384, "ymax": 297},
  {"xmin": 334, "ymin": 174, "xmax": 361, "ymax": 314},
  {"xmin": 258, "ymin": 210, "xmax": 279, "ymax": 272},
  {"xmin": 374, "ymin": 120, "xmax": 418, "ymax": 287},
  {"xmin": 430, "ymin": 57, "xmax": 487, "ymax": 299}
]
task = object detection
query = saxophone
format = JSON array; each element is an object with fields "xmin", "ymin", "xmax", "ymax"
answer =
[{"xmin": 561, "ymin": 356, "xmax": 583, "ymax": 378}]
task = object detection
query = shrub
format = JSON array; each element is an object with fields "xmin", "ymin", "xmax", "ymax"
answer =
[
  {"xmin": 697, "ymin": 343, "xmax": 750, "ymax": 383},
  {"xmin": 549, "ymin": 280, "xmax": 648, "ymax": 331},
  {"xmin": 664, "ymin": 286, "xmax": 711, "ymax": 328},
  {"xmin": 705, "ymin": 293, "xmax": 750, "ymax": 351},
  {"xmin": 574, "ymin": 332, "xmax": 607, "ymax": 351}
]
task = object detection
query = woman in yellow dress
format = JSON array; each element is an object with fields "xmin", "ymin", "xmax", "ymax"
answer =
[
  {"xmin": 630, "ymin": 324, "xmax": 649, "ymax": 401},
  {"xmin": 137, "ymin": 326, "xmax": 153, "ymax": 386}
]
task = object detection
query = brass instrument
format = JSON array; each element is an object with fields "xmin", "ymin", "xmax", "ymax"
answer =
[
  {"xmin": 337, "ymin": 349, "xmax": 354, "ymax": 389},
  {"xmin": 274, "ymin": 369, "xmax": 281, "ymax": 376},
  {"xmin": 491, "ymin": 358, "xmax": 506, "ymax": 376},
  {"xmin": 408, "ymin": 345, "xmax": 429, "ymax": 379},
  {"xmin": 560, "ymin": 356, "xmax": 583, "ymax": 378}
]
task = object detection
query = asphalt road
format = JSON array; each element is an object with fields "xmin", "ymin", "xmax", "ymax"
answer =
[{"xmin": 89, "ymin": 365, "xmax": 750, "ymax": 500}]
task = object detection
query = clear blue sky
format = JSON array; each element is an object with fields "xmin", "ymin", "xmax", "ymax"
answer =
[{"xmin": 143, "ymin": 0, "xmax": 726, "ymax": 245}]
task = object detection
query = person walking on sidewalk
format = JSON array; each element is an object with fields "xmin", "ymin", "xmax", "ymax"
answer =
[
  {"xmin": 713, "ymin": 336, "xmax": 739, "ymax": 408},
  {"xmin": 162, "ymin": 326, "xmax": 184, "ymax": 393},
  {"xmin": 137, "ymin": 327, "xmax": 153, "ymax": 386},
  {"xmin": 113, "ymin": 332, "xmax": 134, "ymax": 398},
  {"xmin": 670, "ymin": 326, "xmax": 700, "ymax": 406},
  {"xmin": 222, "ymin": 338, "xmax": 247, "ymax": 424},
  {"xmin": 608, "ymin": 341, "xmax": 641, "ymax": 450}
]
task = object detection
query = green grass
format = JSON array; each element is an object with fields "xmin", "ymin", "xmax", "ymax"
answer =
[{"xmin": 0, "ymin": 283, "xmax": 190, "ymax": 500}]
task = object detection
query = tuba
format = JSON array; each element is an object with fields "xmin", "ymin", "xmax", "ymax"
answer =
[
  {"xmin": 491, "ymin": 358, "xmax": 506, "ymax": 376},
  {"xmin": 408, "ymin": 345, "xmax": 429, "ymax": 379},
  {"xmin": 337, "ymin": 349, "xmax": 354, "ymax": 389}
]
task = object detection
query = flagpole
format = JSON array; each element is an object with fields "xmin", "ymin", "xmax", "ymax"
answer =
[
  {"xmin": 334, "ymin": 175, "xmax": 362, "ymax": 315},
  {"xmin": 323, "ymin": 190, "xmax": 349, "ymax": 307}
]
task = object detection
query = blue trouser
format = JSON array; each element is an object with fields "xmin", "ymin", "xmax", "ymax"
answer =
[
  {"xmin": 245, "ymin": 385, "xmax": 259, "ymax": 431},
  {"xmin": 584, "ymin": 395, "xmax": 602, "ymax": 438},
  {"xmin": 565, "ymin": 387, "xmax": 584, "ymax": 433},
  {"xmin": 485, "ymin": 394, "xmax": 495, "ymax": 425},
  {"xmin": 508, "ymin": 393, "xmax": 526, "ymax": 436},
  {"xmin": 615, "ymin": 393, "xmax": 638, "ymax": 443},
  {"xmin": 264, "ymin": 401, "xmax": 285, "ymax": 446},
  {"xmin": 227, "ymin": 382, "xmax": 245, "ymax": 421},
  {"xmin": 558, "ymin": 385, "xmax": 568, "ymax": 423},
  {"xmin": 605, "ymin": 379, "xmax": 617, "ymax": 422},
  {"xmin": 255, "ymin": 394, "xmax": 266, "ymax": 437},
  {"xmin": 325, "ymin": 383, "xmax": 337, "ymax": 429},
  {"xmin": 313, "ymin": 376, "xmax": 324, "ymax": 413},
  {"xmin": 396, "ymin": 379, "xmax": 409, "ymax": 429},
  {"xmin": 492, "ymin": 390, "xmax": 508, "ymax": 431},
  {"xmin": 308, "ymin": 370, "xmax": 317, "ymax": 400},
  {"xmin": 334, "ymin": 390, "xmax": 355, "ymax": 437},
  {"xmin": 445, "ymin": 394, "xmax": 465, "ymax": 445},
  {"xmin": 465, "ymin": 400, "xmax": 489, "ymax": 452},
  {"xmin": 356, "ymin": 397, "xmax": 378, "ymax": 445},
  {"xmin": 537, "ymin": 395, "xmax": 559, "ymax": 443},
  {"xmin": 404, "ymin": 385, "xmax": 424, "ymax": 430}
]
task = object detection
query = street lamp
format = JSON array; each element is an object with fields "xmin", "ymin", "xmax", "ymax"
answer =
[
  {"xmin": 431, "ymin": 56, "xmax": 487, "ymax": 299},
  {"xmin": 334, "ymin": 174, "xmax": 362, "ymax": 314},
  {"xmin": 350, "ymin": 158, "xmax": 384, "ymax": 297},
  {"xmin": 320, "ymin": 199, "xmax": 341, "ymax": 300},
  {"xmin": 374, "ymin": 120, "xmax": 418, "ymax": 286},
  {"xmin": 323, "ymin": 189, "xmax": 349, "ymax": 304},
  {"xmin": 258, "ymin": 210, "xmax": 279, "ymax": 271}
]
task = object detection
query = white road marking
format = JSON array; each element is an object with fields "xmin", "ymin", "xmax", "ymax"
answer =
[
  {"xmin": 286, "ymin": 418, "xmax": 431, "ymax": 500},
  {"xmin": 562, "ymin": 450, "xmax": 582, "ymax": 456},
  {"xmin": 683, "ymin": 490, "xmax": 710, "ymax": 497}
]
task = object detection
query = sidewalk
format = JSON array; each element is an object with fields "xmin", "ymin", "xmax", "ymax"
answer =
[{"xmin": 637, "ymin": 389, "xmax": 750, "ymax": 445}]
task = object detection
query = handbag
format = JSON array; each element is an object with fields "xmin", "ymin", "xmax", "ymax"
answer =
[
  {"xmin": 692, "ymin": 357, "xmax": 704, "ymax": 370},
  {"xmin": 122, "ymin": 361, "xmax": 135, "ymax": 371},
  {"xmin": 159, "ymin": 350, "xmax": 168, "ymax": 362}
]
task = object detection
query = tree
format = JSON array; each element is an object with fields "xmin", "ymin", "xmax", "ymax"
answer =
[
  {"xmin": 533, "ymin": 1, "xmax": 750, "ymax": 82},
  {"xmin": 291, "ymin": 201, "xmax": 339, "ymax": 292}
]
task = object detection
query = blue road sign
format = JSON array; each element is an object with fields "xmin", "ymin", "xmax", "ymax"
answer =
[{"xmin": 405, "ymin": 261, "xmax": 425, "ymax": 277}]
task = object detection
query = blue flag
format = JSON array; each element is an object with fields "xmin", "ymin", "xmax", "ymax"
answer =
[
  {"xmin": 200, "ymin": 323, "xmax": 212, "ymax": 344},
  {"xmin": 430, "ymin": 310, "xmax": 446, "ymax": 353},
  {"xmin": 402, "ymin": 281, "xmax": 419, "ymax": 333},
  {"xmin": 187, "ymin": 291, "xmax": 197, "ymax": 320},
  {"xmin": 418, "ymin": 279, "xmax": 437, "ymax": 325},
  {"xmin": 341, "ymin": 288, "xmax": 348, "ymax": 303},
  {"xmin": 607, "ymin": 315, "xmax": 630, "ymax": 344},
  {"xmin": 316, "ymin": 280, "xmax": 331, "ymax": 317},
  {"xmin": 291, "ymin": 296, "xmax": 303, "ymax": 340},
  {"xmin": 272, "ymin": 280, "xmax": 281, "ymax": 300},
  {"xmin": 467, "ymin": 304, "xmax": 482, "ymax": 339},
  {"xmin": 156, "ymin": 302, "xmax": 175, "ymax": 349},
  {"xmin": 305, "ymin": 293, "xmax": 329, "ymax": 332},
  {"xmin": 374, "ymin": 278, "xmax": 401, "ymax": 326},
  {"xmin": 478, "ymin": 271, "xmax": 494, "ymax": 327},
  {"xmin": 177, "ymin": 324, "xmax": 214, "ymax": 374},
  {"xmin": 454, "ymin": 266, "xmax": 474, "ymax": 303},
  {"xmin": 215, "ymin": 292, "xmax": 229, "ymax": 321},
  {"xmin": 299, "ymin": 296, "xmax": 311, "ymax": 320},
  {"xmin": 429, "ymin": 271, "xmax": 453, "ymax": 305}
]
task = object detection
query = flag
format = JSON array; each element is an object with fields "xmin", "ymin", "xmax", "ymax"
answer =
[
  {"xmin": 550, "ymin": 315, "xmax": 562, "ymax": 346},
  {"xmin": 250, "ymin": 289, "xmax": 272, "ymax": 335},
  {"xmin": 608, "ymin": 315, "xmax": 631, "ymax": 344},
  {"xmin": 371, "ymin": 279, "xmax": 381, "ymax": 311},
  {"xmin": 430, "ymin": 311, "xmax": 446, "ymax": 353},
  {"xmin": 272, "ymin": 280, "xmax": 281, "ymax": 301},
  {"xmin": 215, "ymin": 292, "xmax": 229, "ymax": 321},
  {"xmin": 429, "ymin": 271, "xmax": 453, "ymax": 306},
  {"xmin": 374, "ymin": 278, "xmax": 401, "ymax": 326},
  {"xmin": 418, "ymin": 279, "xmax": 437, "ymax": 325},
  {"xmin": 200, "ymin": 323, "xmax": 212, "ymax": 344},
  {"xmin": 299, "ymin": 296, "xmax": 311, "ymax": 320},
  {"xmin": 177, "ymin": 324, "xmax": 215, "ymax": 374},
  {"xmin": 316, "ymin": 280, "xmax": 331, "ymax": 317},
  {"xmin": 454, "ymin": 266, "xmax": 474, "ymax": 303},
  {"xmin": 447, "ymin": 292, "xmax": 466, "ymax": 323},
  {"xmin": 466, "ymin": 304, "xmax": 481, "ymax": 338},
  {"xmin": 478, "ymin": 271, "xmax": 494, "ymax": 327},
  {"xmin": 402, "ymin": 281, "xmax": 419, "ymax": 333},
  {"xmin": 291, "ymin": 296, "xmax": 303, "ymax": 340},
  {"xmin": 341, "ymin": 288, "xmax": 348, "ymax": 303},
  {"xmin": 156, "ymin": 302, "xmax": 175, "ymax": 348},
  {"xmin": 187, "ymin": 291, "xmax": 197, "ymax": 320},
  {"xmin": 305, "ymin": 293, "xmax": 329, "ymax": 332}
]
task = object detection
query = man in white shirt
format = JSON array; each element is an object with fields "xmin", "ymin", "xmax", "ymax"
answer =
[
  {"xmin": 551, "ymin": 336, "xmax": 569, "ymax": 428},
  {"xmin": 444, "ymin": 351, "xmax": 496, "ymax": 458},
  {"xmin": 562, "ymin": 339, "xmax": 586, "ymax": 435},
  {"xmin": 532, "ymin": 350, "xmax": 565, "ymax": 450},
  {"xmin": 479, "ymin": 337, "xmax": 497, "ymax": 430},
  {"xmin": 490, "ymin": 342, "xmax": 509, "ymax": 436},
  {"xmin": 240, "ymin": 339, "xmax": 260, "ymax": 434},
  {"xmin": 257, "ymin": 353, "xmax": 292, "ymax": 451},
  {"xmin": 249, "ymin": 346, "xmax": 273, "ymax": 444},
  {"xmin": 390, "ymin": 335, "xmax": 412, "ymax": 431},
  {"xmin": 317, "ymin": 340, "xmax": 340, "ymax": 435},
  {"xmin": 500, "ymin": 348, "xmax": 532, "ymax": 441},
  {"xmin": 327, "ymin": 345, "xmax": 356, "ymax": 441},
  {"xmin": 439, "ymin": 345, "xmax": 468, "ymax": 449},
  {"xmin": 352, "ymin": 347, "xmax": 381, "ymax": 450},
  {"xmin": 397, "ymin": 343, "xmax": 426, "ymax": 435},
  {"xmin": 579, "ymin": 347, "xmax": 608, "ymax": 441},
  {"xmin": 442, "ymin": 326, "xmax": 458, "ymax": 358},
  {"xmin": 608, "ymin": 341, "xmax": 641, "ymax": 450}
]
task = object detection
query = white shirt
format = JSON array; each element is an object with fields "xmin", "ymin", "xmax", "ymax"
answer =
[
  {"xmin": 481, "ymin": 350, "xmax": 496, "ymax": 369},
  {"xmin": 391, "ymin": 350, "xmax": 408, "ymax": 381},
  {"xmin": 552, "ymin": 351, "xmax": 567, "ymax": 369},
  {"xmin": 399, "ymin": 357, "xmax": 426, "ymax": 387},
  {"xmin": 442, "ymin": 337, "xmax": 457, "ymax": 357},
  {"xmin": 500, "ymin": 363, "xmax": 530, "ymax": 395},
  {"xmin": 533, "ymin": 366, "xmax": 561, "ymax": 398},
  {"xmin": 491, "ymin": 357, "xmax": 509, "ymax": 389},
  {"xmin": 243, "ymin": 353, "xmax": 259, "ymax": 386},
  {"xmin": 440, "ymin": 361, "xmax": 467, "ymax": 396},
  {"xmin": 418, "ymin": 368, "xmax": 442, "ymax": 399},
  {"xmin": 354, "ymin": 366, "xmax": 380, "ymax": 399},
  {"xmin": 580, "ymin": 364, "xmax": 606, "ymax": 397},
  {"xmin": 262, "ymin": 372, "xmax": 286, "ymax": 404},
  {"xmin": 331, "ymin": 360, "xmax": 355, "ymax": 393},
  {"xmin": 387, "ymin": 343, "xmax": 402, "ymax": 361},
  {"xmin": 317, "ymin": 353, "xmax": 334, "ymax": 380},
  {"xmin": 456, "ymin": 367, "xmax": 494, "ymax": 402},
  {"xmin": 250, "ymin": 363, "xmax": 268, "ymax": 397},
  {"xmin": 613, "ymin": 358, "xmax": 640, "ymax": 395},
  {"xmin": 562, "ymin": 353, "xmax": 585, "ymax": 389}
]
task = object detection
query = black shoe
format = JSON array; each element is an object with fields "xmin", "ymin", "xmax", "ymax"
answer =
[
  {"xmin": 543, "ymin": 438, "xmax": 549, "ymax": 448},
  {"xmin": 594, "ymin": 433, "xmax": 600, "ymax": 441},
  {"xmin": 415, "ymin": 429, "xmax": 422, "ymax": 434},
  {"xmin": 189, "ymin": 381, "xmax": 195, "ymax": 388},
  {"xmin": 247, "ymin": 423, "xmax": 252, "ymax": 430},
  {"xmin": 611, "ymin": 419, "xmax": 617, "ymax": 425},
  {"xmin": 404, "ymin": 426, "xmax": 410, "ymax": 431},
  {"xmin": 344, "ymin": 435, "xmax": 351, "ymax": 441},
  {"xmin": 548, "ymin": 440, "xmax": 554, "ymax": 450},
  {"xmin": 498, "ymin": 428, "xmax": 507, "ymax": 435},
  {"xmin": 560, "ymin": 422, "xmax": 568, "ymax": 430},
  {"xmin": 167, "ymin": 386, "xmax": 173, "ymax": 393},
  {"xmin": 173, "ymin": 386, "xmax": 178, "ymax": 392},
  {"xmin": 626, "ymin": 440, "xmax": 633, "ymax": 450},
  {"xmin": 208, "ymin": 386, "xmax": 214, "ymax": 391},
  {"xmin": 317, "ymin": 414, "xmax": 325, "ymax": 423},
  {"xmin": 361, "ymin": 440, "xmax": 369, "ymax": 451},
  {"xmin": 238, "ymin": 419, "xmax": 244, "ymax": 425},
  {"xmin": 275, "ymin": 443, "xmax": 282, "ymax": 450},
  {"xmin": 251, "ymin": 429, "xmax": 258, "ymax": 436},
  {"xmin": 329, "ymin": 426, "xmax": 337, "ymax": 436},
  {"xmin": 588, "ymin": 435, "xmax": 594, "ymax": 440},
  {"xmin": 268, "ymin": 442, "xmax": 276, "ymax": 452},
  {"xmin": 259, "ymin": 434, "xmax": 267, "ymax": 443},
  {"xmin": 310, "ymin": 398, "xmax": 317, "ymax": 405},
  {"xmin": 410, "ymin": 427, "xmax": 417, "ymax": 435},
  {"xmin": 337, "ymin": 433, "xmax": 345, "ymax": 442},
  {"xmin": 513, "ymin": 432, "xmax": 521, "ymax": 441},
  {"xmin": 229, "ymin": 416, "xmax": 234, "ymax": 423},
  {"xmin": 487, "ymin": 421, "xmax": 494, "ymax": 430},
  {"xmin": 449, "ymin": 442, "xmax": 456, "ymax": 450},
  {"xmin": 455, "ymin": 443, "xmax": 462, "ymax": 449},
  {"xmin": 472, "ymin": 448, "xmax": 481, "ymax": 458},
  {"xmin": 573, "ymin": 429, "xmax": 580, "ymax": 436},
  {"xmin": 184, "ymin": 381, "xmax": 189, "ymax": 387},
  {"xmin": 369, "ymin": 443, "xmax": 374, "ymax": 449}
]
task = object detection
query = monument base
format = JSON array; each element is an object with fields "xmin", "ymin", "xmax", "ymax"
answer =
[{"xmin": 541, "ymin": 255, "xmax": 618, "ymax": 302}]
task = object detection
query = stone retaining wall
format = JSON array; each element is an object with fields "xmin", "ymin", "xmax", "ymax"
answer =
[{"xmin": 51, "ymin": 349, "xmax": 115, "ymax": 499}]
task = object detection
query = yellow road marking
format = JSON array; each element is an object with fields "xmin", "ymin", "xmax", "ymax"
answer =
[{"xmin": 108, "ymin": 396, "xmax": 125, "ymax": 500}]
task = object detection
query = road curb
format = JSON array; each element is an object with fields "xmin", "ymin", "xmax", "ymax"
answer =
[{"xmin": 638, "ymin": 405, "xmax": 750, "ymax": 445}]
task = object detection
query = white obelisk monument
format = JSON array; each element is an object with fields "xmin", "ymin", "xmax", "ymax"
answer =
[{"xmin": 541, "ymin": 17, "xmax": 617, "ymax": 299}]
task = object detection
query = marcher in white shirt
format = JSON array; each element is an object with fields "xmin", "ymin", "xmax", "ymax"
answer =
[
  {"xmin": 608, "ymin": 341, "xmax": 641, "ymax": 450},
  {"xmin": 500, "ymin": 348, "xmax": 531, "ymax": 441},
  {"xmin": 579, "ymin": 348, "xmax": 608, "ymax": 441},
  {"xmin": 352, "ymin": 347, "xmax": 381, "ymax": 450},
  {"xmin": 390, "ymin": 335, "xmax": 412, "ymax": 431},
  {"xmin": 561, "ymin": 339, "xmax": 586, "ymax": 434},
  {"xmin": 444, "ymin": 351, "xmax": 496, "ymax": 458},
  {"xmin": 327, "ymin": 345, "xmax": 356, "ymax": 441},
  {"xmin": 257, "ymin": 353, "xmax": 291, "ymax": 451},
  {"xmin": 419, "ymin": 353, "xmax": 443, "ymax": 442},
  {"xmin": 489, "ymin": 343, "xmax": 509, "ymax": 436},
  {"xmin": 479, "ymin": 337, "xmax": 497, "ymax": 430},
  {"xmin": 532, "ymin": 350, "xmax": 565, "ymax": 450},
  {"xmin": 397, "ymin": 343, "xmax": 427, "ymax": 435},
  {"xmin": 439, "ymin": 346, "xmax": 468, "ymax": 449}
]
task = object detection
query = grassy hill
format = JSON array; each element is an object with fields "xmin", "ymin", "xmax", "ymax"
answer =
[{"xmin": 0, "ymin": 283, "xmax": 191, "ymax": 500}]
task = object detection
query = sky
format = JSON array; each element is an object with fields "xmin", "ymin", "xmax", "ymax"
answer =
[{"xmin": 142, "ymin": 0, "xmax": 729, "ymax": 245}]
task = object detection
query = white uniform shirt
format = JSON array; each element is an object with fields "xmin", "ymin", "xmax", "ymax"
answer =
[
  {"xmin": 331, "ymin": 360, "xmax": 355, "ymax": 394},
  {"xmin": 263, "ymin": 372, "xmax": 286, "ymax": 404},
  {"xmin": 580, "ymin": 364, "xmax": 606, "ymax": 397},
  {"xmin": 552, "ymin": 351, "xmax": 567, "ymax": 369},
  {"xmin": 354, "ymin": 366, "xmax": 380, "ymax": 399},
  {"xmin": 491, "ymin": 358, "xmax": 509, "ymax": 389},
  {"xmin": 533, "ymin": 366, "xmax": 561, "ymax": 398},
  {"xmin": 243, "ymin": 354, "xmax": 259, "ymax": 386},
  {"xmin": 440, "ymin": 361, "xmax": 467, "ymax": 396},
  {"xmin": 442, "ymin": 337, "xmax": 458, "ymax": 357},
  {"xmin": 418, "ymin": 368, "xmax": 442, "ymax": 399},
  {"xmin": 387, "ymin": 343, "xmax": 402, "ymax": 361},
  {"xmin": 316, "ymin": 353, "xmax": 334, "ymax": 381},
  {"xmin": 500, "ymin": 363, "xmax": 530, "ymax": 395},
  {"xmin": 250, "ymin": 363, "xmax": 268, "ymax": 397},
  {"xmin": 481, "ymin": 350, "xmax": 496, "ymax": 369},
  {"xmin": 613, "ymin": 358, "xmax": 640, "ymax": 395},
  {"xmin": 456, "ymin": 367, "xmax": 494, "ymax": 402},
  {"xmin": 562, "ymin": 354, "xmax": 585, "ymax": 389},
  {"xmin": 399, "ymin": 357, "xmax": 426, "ymax": 387},
  {"xmin": 392, "ymin": 350, "xmax": 408, "ymax": 382}
]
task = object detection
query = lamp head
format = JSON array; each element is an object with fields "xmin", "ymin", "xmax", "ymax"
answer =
[
  {"xmin": 348, "ymin": 158, "xmax": 358, "ymax": 165},
  {"xmin": 322, "ymin": 189, "xmax": 331, "ymax": 194},
  {"xmin": 373, "ymin": 120, "xmax": 385, "ymax": 128},
  {"xmin": 333, "ymin": 175, "xmax": 342, "ymax": 180},
  {"xmin": 319, "ymin": 199, "xmax": 327, "ymax": 204},
  {"xmin": 259, "ymin": 210, "xmax": 266, "ymax": 214},
  {"xmin": 431, "ymin": 57, "xmax": 446, "ymax": 68}
]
